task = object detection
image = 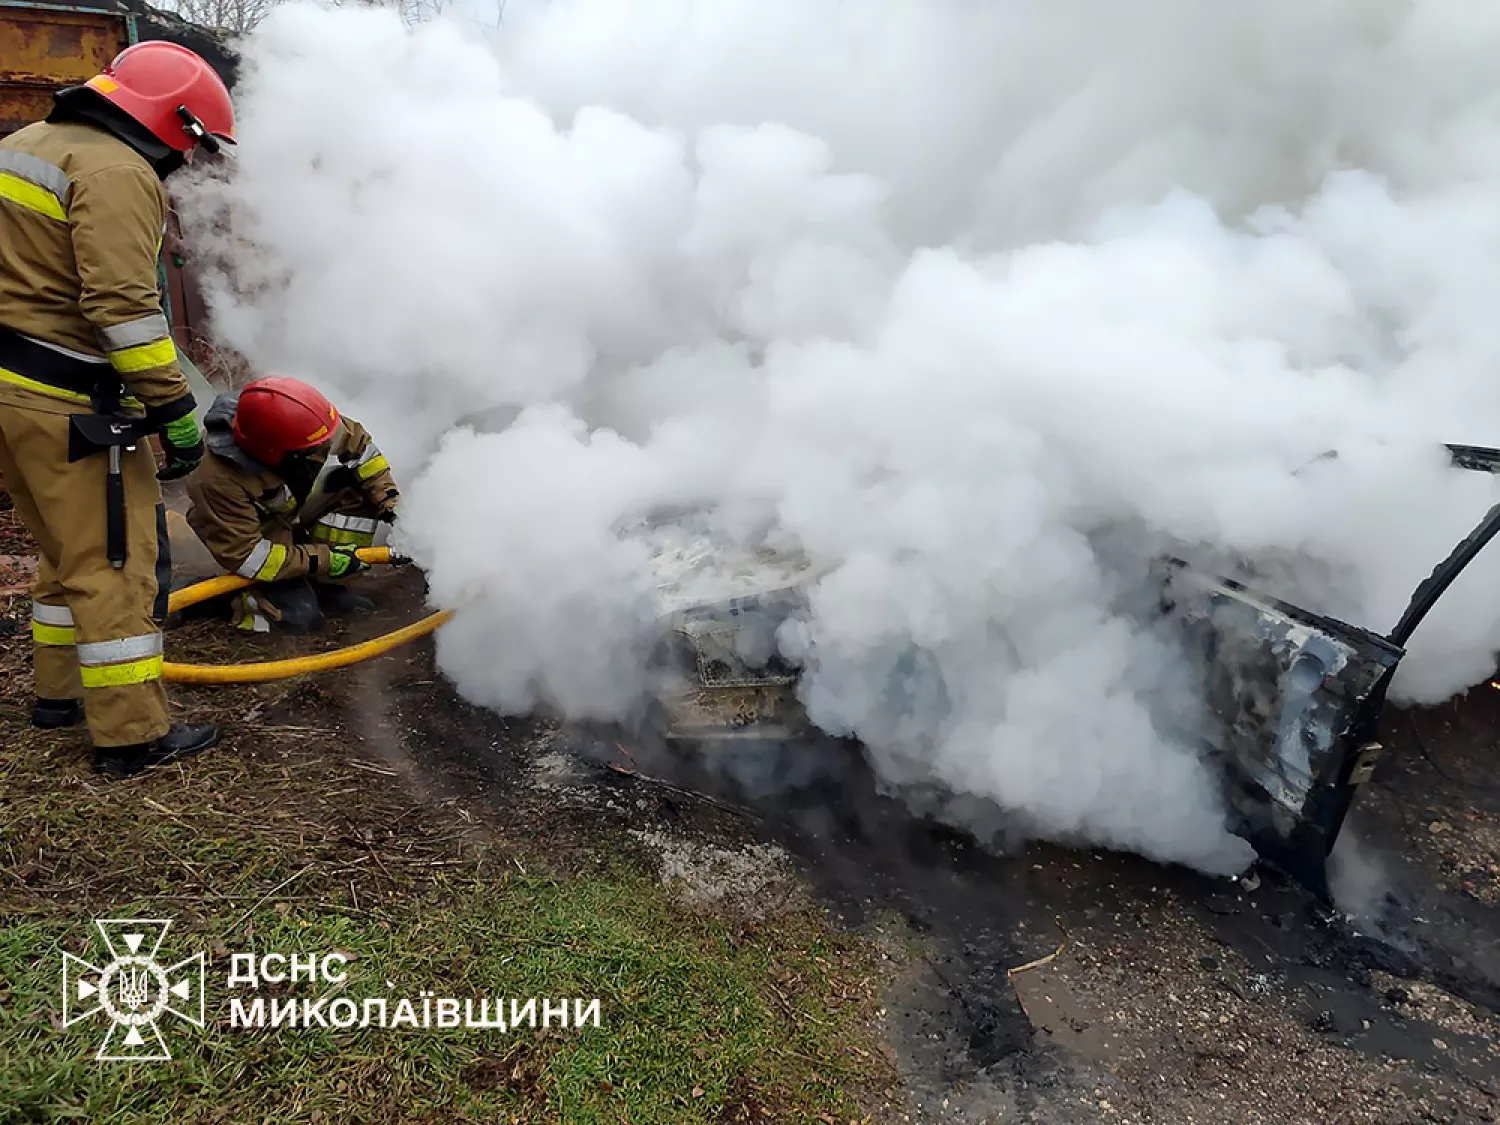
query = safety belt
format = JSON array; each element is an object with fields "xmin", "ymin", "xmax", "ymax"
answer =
[{"xmin": 0, "ymin": 325, "xmax": 148, "ymax": 570}]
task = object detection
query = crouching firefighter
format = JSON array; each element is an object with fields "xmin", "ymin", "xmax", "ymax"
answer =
[
  {"xmin": 185, "ymin": 377, "xmax": 401, "ymax": 633},
  {"xmin": 0, "ymin": 42, "xmax": 235, "ymax": 777}
]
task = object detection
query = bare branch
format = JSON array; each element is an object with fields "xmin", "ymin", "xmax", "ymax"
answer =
[
  {"xmin": 154, "ymin": 0, "xmax": 275, "ymax": 34},
  {"xmin": 153, "ymin": 0, "xmax": 456, "ymax": 33}
]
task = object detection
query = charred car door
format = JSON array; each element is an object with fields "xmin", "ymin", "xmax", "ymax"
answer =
[{"xmin": 1164, "ymin": 444, "xmax": 1500, "ymax": 899}]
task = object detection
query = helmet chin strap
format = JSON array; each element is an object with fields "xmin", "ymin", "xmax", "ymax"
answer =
[{"xmin": 276, "ymin": 439, "xmax": 334, "ymax": 506}]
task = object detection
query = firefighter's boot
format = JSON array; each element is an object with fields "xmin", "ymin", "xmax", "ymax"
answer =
[
  {"xmin": 93, "ymin": 722, "xmax": 220, "ymax": 779},
  {"xmin": 313, "ymin": 580, "xmax": 374, "ymax": 616},
  {"xmin": 32, "ymin": 697, "xmax": 84, "ymax": 729}
]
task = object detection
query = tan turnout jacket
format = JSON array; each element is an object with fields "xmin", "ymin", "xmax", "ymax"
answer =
[
  {"xmin": 0, "ymin": 120, "xmax": 192, "ymax": 415},
  {"xmin": 186, "ymin": 393, "xmax": 400, "ymax": 584}
]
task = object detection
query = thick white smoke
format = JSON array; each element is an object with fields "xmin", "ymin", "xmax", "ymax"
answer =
[{"xmin": 182, "ymin": 0, "xmax": 1500, "ymax": 876}]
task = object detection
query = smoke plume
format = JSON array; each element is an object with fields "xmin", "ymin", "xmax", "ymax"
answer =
[{"xmin": 181, "ymin": 0, "xmax": 1500, "ymax": 876}]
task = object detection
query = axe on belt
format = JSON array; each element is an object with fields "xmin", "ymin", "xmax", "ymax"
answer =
[{"xmin": 67, "ymin": 411, "xmax": 159, "ymax": 570}]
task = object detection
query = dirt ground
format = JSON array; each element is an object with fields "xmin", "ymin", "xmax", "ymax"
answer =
[
  {"xmin": 2, "ymin": 491, "xmax": 1499, "ymax": 1123},
  {"xmin": 644, "ymin": 719, "xmax": 1500, "ymax": 1125}
]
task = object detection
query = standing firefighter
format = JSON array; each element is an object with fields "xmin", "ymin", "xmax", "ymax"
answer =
[
  {"xmin": 186, "ymin": 377, "xmax": 401, "ymax": 633},
  {"xmin": 0, "ymin": 42, "xmax": 234, "ymax": 777}
]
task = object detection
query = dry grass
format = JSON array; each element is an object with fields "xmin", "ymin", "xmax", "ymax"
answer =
[{"xmin": 0, "ymin": 510, "xmax": 900, "ymax": 1125}]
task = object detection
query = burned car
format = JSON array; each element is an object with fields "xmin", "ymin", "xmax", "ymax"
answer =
[
  {"xmin": 645, "ymin": 524, "xmax": 822, "ymax": 745},
  {"xmin": 642, "ymin": 445, "xmax": 1500, "ymax": 901}
]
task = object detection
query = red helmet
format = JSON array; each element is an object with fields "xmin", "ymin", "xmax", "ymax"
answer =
[
  {"xmin": 85, "ymin": 41, "xmax": 235, "ymax": 154},
  {"xmin": 232, "ymin": 378, "xmax": 341, "ymax": 465}
]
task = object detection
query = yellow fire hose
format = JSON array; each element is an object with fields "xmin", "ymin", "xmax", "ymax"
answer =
[{"xmin": 163, "ymin": 546, "xmax": 454, "ymax": 684}]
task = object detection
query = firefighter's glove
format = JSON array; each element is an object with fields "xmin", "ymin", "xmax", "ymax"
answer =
[
  {"xmin": 156, "ymin": 415, "xmax": 205, "ymax": 482},
  {"xmin": 327, "ymin": 549, "xmax": 368, "ymax": 580}
]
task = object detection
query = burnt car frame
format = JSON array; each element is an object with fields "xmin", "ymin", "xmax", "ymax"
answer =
[{"xmin": 648, "ymin": 444, "xmax": 1500, "ymax": 900}]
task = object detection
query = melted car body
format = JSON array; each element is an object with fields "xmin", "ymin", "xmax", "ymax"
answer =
[{"xmin": 646, "ymin": 445, "xmax": 1500, "ymax": 898}]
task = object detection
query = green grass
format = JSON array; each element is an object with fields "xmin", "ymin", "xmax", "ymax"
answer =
[{"xmin": 1, "ymin": 866, "xmax": 884, "ymax": 1124}]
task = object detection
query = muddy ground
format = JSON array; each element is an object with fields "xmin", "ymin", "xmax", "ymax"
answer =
[
  {"xmin": 249, "ymin": 562, "xmax": 1500, "ymax": 1124},
  {"xmin": 5, "ymin": 496, "xmax": 1500, "ymax": 1123}
]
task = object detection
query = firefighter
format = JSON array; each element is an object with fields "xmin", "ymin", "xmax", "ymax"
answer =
[
  {"xmin": 0, "ymin": 41, "xmax": 234, "ymax": 777},
  {"xmin": 185, "ymin": 377, "xmax": 401, "ymax": 633}
]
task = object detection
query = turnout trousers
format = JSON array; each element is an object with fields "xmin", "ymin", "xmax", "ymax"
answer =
[{"xmin": 0, "ymin": 387, "xmax": 170, "ymax": 747}]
